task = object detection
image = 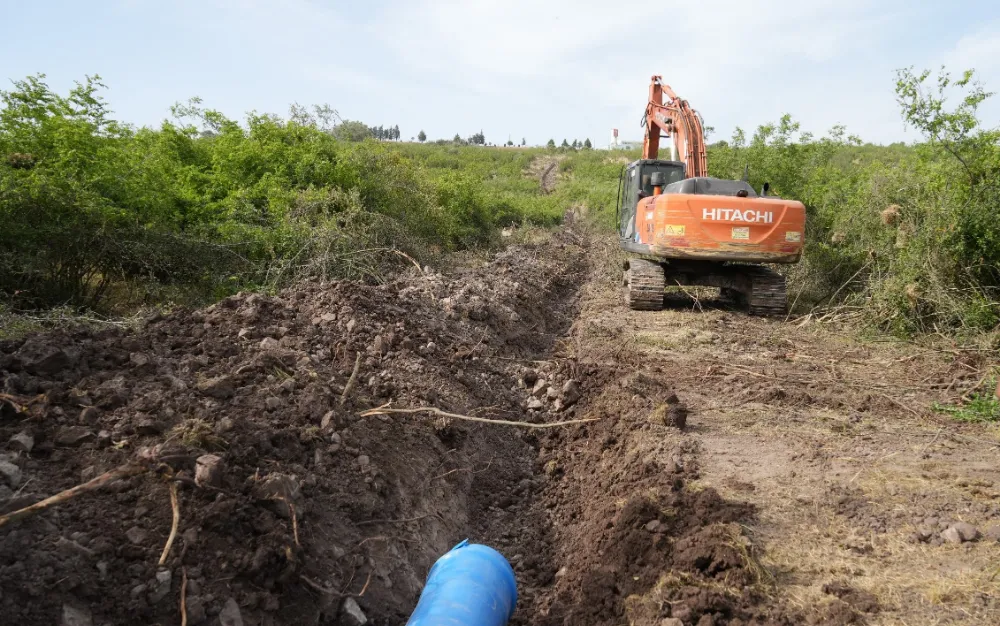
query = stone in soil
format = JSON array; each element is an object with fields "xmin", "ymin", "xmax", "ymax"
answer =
[
  {"xmin": 54, "ymin": 426, "xmax": 95, "ymax": 447},
  {"xmin": 8, "ymin": 431, "xmax": 34, "ymax": 452},
  {"xmin": 61, "ymin": 604, "xmax": 92, "ymax": 626},
  {"xmin": 341, "ymin": 597, "xmax": 368, "ymax": 625},
  {"xmin": 952, "ymin": 522, "xmax": 979, "ymax": 542},
  {"xmin": 0, "ymin": 458, "xmax": 22, "ymax": 487},
  {"xmin": 219, "ymin": 597, "xmax": 244, "ymax": 626},
  {"xmin": 194, "ymin": 454, "xmax": 225, "ymax": 488}
]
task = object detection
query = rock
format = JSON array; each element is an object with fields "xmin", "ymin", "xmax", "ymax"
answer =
[
  {"xmin": 149, "ymin": 569, "xmax": 172, "ymax": 604},
  {"xmin": 125, "ymin": 526, "xmax": 148, "ymax": 545},
  {"xmin": 278, "ymin": 378, "xmax": 296, "ymax": 393},
  {"xmin": 96, "ymin": 430, "xmax": 113, "ymax": 448},
  {"xmin": 195, "ymin": 454, "xmax": 225, "ymax": 488},
  {"xmin": 259, "ymin": 337, "xmax": 280, "ymax": 350},
  {"xmin": 0, "ymin": 459, "xmax": 22, "ymax": 487},
  {"xmin": 219, "ymin": 597, "xmax": 244, "ymax": 626},
  {"xmin": 696, "ymin": 615, "xmax": 716, "ymax": 626},
  {"xmin": 645, "ymin": 520, "xmax": 663, "ymax": 532},
  {"xmin": 214, "ymin": 417, "xmax": 234, "ymax": 434},
  {"xmin": 62, "ymin": 603, "xmax": 93, "ymax": 626},
  {"xmin": 341, "ymin": 597, "xmax": 368, "ymax": 625},
  {"xmin": 527, "ymin": 398, "xmax": 544, "ymax": 411},
  {"xmin": 952, "ymin": 522, "xmax": 979, "ymax": 542},
  {"xmin": 79, "ymin": 407, "xmax": 100, "ymax": 425},
  {"xmin": 80, "ymin": 466, "xmax": 99, "ymax": 482},
  {"xmin": 265, "ymin": 397, "xmax": 281, "ymax": 410},
  {"xmin": 130, "ymin": 584, "xmax": 147, "ymax": 599},
  {"xmin": 357, "ymin": 455, "xmax": 370, "ymax": 468},
  {"xmin": 531, "ymin": 379, "xmax": 547, "ymax": 397},
  {"xmin": 983, "ymin": 525, "xmax": 1000, "ymax": 542},
  {"xmin": 196, "ymin": 375, "xmax": 235, "ymax": 399},
  {"xmin": 321, "ymin": 411, "xmax": 335, "ymax": 429},
  {"xmin": 8, "ymin": 431, "xmax": 34, "ymax": 453},
  {"xmin": 346, "ymin": 319, "xmax": 357, "ymax": 333},
  {"xmin": 55, "ymin": 426, "xmax": 96, "ymax": 447},
  {"xmin": 372, "ymin": 335, "xmax": 388, "ymax": 356},
  {"xmin": 561, "ymin": 379, "xmax": 581, "ymax": 406},
  {"xmin": 661, "ymin": 619, "xmax": 684, "ymax": 626},
  {"xmin": 546, "ymin": 386, "xmax": 560, "ymax": 400},
  {"xmin": 941, "ymin": 527, "xmax": 963, "ymax": 544}
]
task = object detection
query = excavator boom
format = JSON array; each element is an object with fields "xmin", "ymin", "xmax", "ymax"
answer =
[{"xmin": 642, "ymin": 76, "xmax": 707, "ymax": 177}]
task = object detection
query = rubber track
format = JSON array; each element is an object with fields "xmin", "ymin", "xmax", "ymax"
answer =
[{"xmin": 625, "ymin": 259, "xmax": 665, "ymax": 311}]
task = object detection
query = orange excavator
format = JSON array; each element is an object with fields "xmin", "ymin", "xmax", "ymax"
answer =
[{"xmin": 618, "ymin": 76, "xmax": 806, "ymax": 314}]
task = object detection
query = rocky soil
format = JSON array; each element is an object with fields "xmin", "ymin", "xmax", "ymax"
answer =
[{"xmin": 2, "ymin": 228, "xmax": 999, "ymax": 625}]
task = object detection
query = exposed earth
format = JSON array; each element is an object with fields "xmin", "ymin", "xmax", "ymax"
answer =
[{"xmin": 1, "ymin": 227, "xmax": 999, "ymax": 625}]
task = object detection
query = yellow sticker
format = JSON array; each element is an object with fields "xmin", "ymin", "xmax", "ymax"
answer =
[
  {"xmin": 785, "ymin": 231, "xmax": 802, "ymax": 242},
  {"xmin": 663, "ymin": 224, "xmax": 686, "ymax": 236},
  {"xmin": 732, "ymin": 227, "xmax": 750, "ymax": 240}
]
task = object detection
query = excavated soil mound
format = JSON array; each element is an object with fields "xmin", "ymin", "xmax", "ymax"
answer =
[
  {"xmin": 0, "ymin": 235, "xmax": 585, "ymax": 625},
  {"xmin": 1, "ymin": 230, "xmax": 840, "ymax": 626}
]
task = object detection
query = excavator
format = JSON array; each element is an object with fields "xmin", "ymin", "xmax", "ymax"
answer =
[{"xmin": 618, "ymin": 76, "xmax": 806, "ymax": 314}]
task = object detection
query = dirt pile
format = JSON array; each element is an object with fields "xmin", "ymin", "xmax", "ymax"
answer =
[{"xmin": 0, "ymin": 235, "xmax": 585, "ymax": 625}]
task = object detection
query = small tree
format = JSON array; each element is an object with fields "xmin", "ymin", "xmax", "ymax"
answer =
[
  {"xmin": 561, "ymin": 139, "xmax": 570, "ymax": 148},
  {"xmin": 453, "ymin": 133, "xmax": 463, "ymax": 143},
  {"xmin": 522, "ymin": 138, "xmax": 527, "ymax": 146},
  {"xmin": 571, "ymin": 139, "xmax": 579, "ymax": 149},
  {"xmin": 418, "ymin": 130, "xmax": 426, "ymax": 142},
  {"xmin": 583, "ymin": 138, "xmax": 592, "ymax": 149},
  {"xmin": 393, "ymin": 124, "xmax": 400, "ymax": 141},
  {"xmin": 546, "ymin": 139, "xmax": 556, "ymax": 149}
]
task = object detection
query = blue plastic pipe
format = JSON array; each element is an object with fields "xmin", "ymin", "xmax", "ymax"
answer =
[{"xmin": 406, "ymin": 540, "xmax": 518, "ymax": 626}]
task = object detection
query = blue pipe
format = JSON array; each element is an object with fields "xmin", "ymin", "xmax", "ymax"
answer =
[{"xmin": 406, "ymin": 540, "xmax": 518, "ymax": 626}]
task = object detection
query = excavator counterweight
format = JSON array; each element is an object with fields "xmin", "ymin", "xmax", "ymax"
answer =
[{"xmin": 618, "ymin": 76, "xmax": 806, "ymax": 314}]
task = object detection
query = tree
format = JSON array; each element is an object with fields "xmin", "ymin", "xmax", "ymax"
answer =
[
  {"xmin": 561, "ymin": 139, "xmax": 570, "ymax": 148},
  {"xmin": 453, "ymin": 133, "xmax": 463, "ymax": 143},
  {"xmin": 583, "ymin": 138, "xmax": 592, "ymax": 149},
  {"xmin": 333, "ymin": 120, "xmax": 371, "ymax": 142},
  {"xmin": 522, "ymin": 138, "xmax": 526, "ymax": 146},
  {"xmin": 469, "ymin": 130, "xmax": 485, "ymax": 145},
  {"xmin": 418, "ymin": 130, "xmax": 426, "ymax": 142},
  {"xmin": 393, "ymin": 124, "xmax": 400, "ymax": 141},
  {"xmin": 572, "ymin": 139, "xmax": 579, "ymax": 149},
  {"xmin": 546, "ymin": 139, "xmax": 556, "ymax": 149}
]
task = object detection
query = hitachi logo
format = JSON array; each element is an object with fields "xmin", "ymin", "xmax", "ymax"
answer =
[{"xmin": 702, "ymin": 208, "xmax": 773, "ymax": 223}]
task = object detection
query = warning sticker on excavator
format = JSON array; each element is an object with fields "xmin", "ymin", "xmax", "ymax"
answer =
[
  {"xmin": 785, "ymin": 231, "xmax": 801, "ymax": 242},
  {"xmin": 731, "ymin": 227, "xmax": 750, "ymax": 240},
  {"xmin": 663, "ymin": 225, "xmax": 685, "ymax": 236}
]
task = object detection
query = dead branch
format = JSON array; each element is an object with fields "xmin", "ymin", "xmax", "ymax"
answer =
[
  {"xmin": 0, "ymin": 463, "xmax": 148, "ymax": 530},
  {"xmin": 288, "ymin": 500, "xmax": 300, "ymax": 547},
  {"xmin": 356, "ymin": 513, "xmax": 434, "ymax": 526},
  {"xmin": 180, "ymin": 567, "xmax": 188, "ymax": 626},
  {"xmin": 391, "ymin": 249, "xmax": 424, "ymax": 273},
  {"xmin": 339, "ymin": 352, "xmax": 362, "ymax": 406},
  {"xmin": 158, "ymin": 482, "xmax": 180, "ymax": 565},
  {"xmin": 359, "ymin": 406, "xmax": 597, "ymax": 429},
  {"xmin": 672, "ymin": 280, "xmax": 704, "ymax": 313},
  {"xmin": 300, "ymin": 568, "xmax": 374, "ymax": 599}
]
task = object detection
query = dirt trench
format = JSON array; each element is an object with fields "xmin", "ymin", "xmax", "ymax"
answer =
[{"xmin": 2, "ymin": 228, "xmax": 999, "ymax": 625}]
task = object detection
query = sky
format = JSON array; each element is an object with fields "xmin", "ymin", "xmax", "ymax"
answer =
[{"xmin": 1, "ymin": 0, "xmax": 999, "ymax": 146}]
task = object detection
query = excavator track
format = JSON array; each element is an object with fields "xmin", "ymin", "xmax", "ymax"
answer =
[
  {"xmin": 624, "ymin": 259, "xmax": 665, "ymax": 311},
  {"xmin": 743, "ymin": 266, "xmax": 788, "ymax": 316}
]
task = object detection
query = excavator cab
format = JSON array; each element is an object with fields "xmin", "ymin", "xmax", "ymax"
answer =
[{"xmin": 617, "ymin": 159, "xmax": 685, "ymax": 242}]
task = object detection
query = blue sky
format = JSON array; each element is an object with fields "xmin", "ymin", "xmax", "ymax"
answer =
[{"xmin": 2, "ymin": 0, "xmax": 999, "ymax": 146}]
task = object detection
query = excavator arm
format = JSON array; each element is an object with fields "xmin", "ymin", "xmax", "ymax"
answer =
[{"xmin": 641, "ymin": 75, "xmax": 708, "ymax": 178}]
